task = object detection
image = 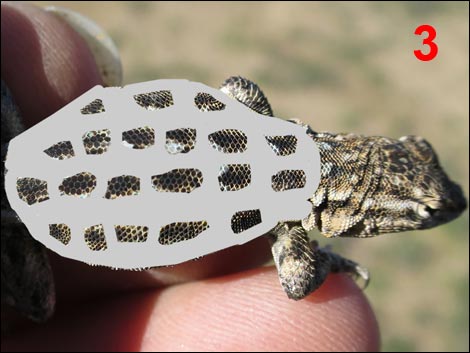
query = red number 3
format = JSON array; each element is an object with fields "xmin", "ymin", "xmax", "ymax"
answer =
[{"xmin": 414, "ymin": 24, "xmax": 438, "ymax": 61}]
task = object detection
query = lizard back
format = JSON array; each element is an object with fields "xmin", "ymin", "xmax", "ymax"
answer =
[{"xmin": 5, "ymin": 79, "xmax": 321, "ymax": 269}]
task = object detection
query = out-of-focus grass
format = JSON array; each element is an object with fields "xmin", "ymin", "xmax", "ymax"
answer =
[{"xmin": 33, "ymin": 2, "xmax": 470, "ymax": 351}]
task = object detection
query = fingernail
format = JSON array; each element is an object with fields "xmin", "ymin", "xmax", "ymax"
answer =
[{"xmin": 45, "ymin": 6, "xmax": 123, "ymax": 87}]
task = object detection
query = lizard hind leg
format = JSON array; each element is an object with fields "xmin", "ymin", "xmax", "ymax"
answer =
[
  {"xmin": 219, "ymin": 76, "xmax": 273, "ymax": 117},
  {"xmin": 267, "ymin": 223, "xmax": 369, "ymax": 300},
  {"xmin": 311, "ymin": 240, "xmax": 370, "ymax": 289}
]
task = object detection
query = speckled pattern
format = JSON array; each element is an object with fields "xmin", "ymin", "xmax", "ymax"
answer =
[
  {"xmin": 151, "ymin": 168, "xmax": 203, "ymax": 193},
  {"xmin": 104, "ymin": 175, "xmax": 140, "ymax": 199},
  {"xmin": 80, "ymin": 98, "xmax": 105, "ymax": 115},
  {"xmin": 84, "ymin": 224, "xmax": 107, "ymax": 251},
  {"xmin": 159, "ymin": 221, "xmax": 209, "ymax": 245},
  {"xmin": 59, "ymin": 172, "xmax": 97, "ymax": 197},
  {"xmin": 122, "ymin": 127, "xmax": 155, "ymax": 149},
  {"xmin": 115, "ymin": 225, "xmax": 148, "ymax": 243},
  {"xmin": 208, "ymin": 129, "xmax": 247, "ymax": 154},
  {"xmin": 133, "ymin": 90, "xmax": 173, "ymax": 110},
  {"xmin": 16, "ymin": 177, "xmax": 49, "ymax": 205},
  {"xmin": 43, "ymin": 141, "xmax": 75, "ymax": 160},
  {"xmin": 49, "ymin": 224, "xmax": 71, "ymax": 245},
  {"xmin": 194, "ymin": 92, "xmax": 226, "ymax": 112},
  {"xmin": 82, "ymin": 129, "xmax": 111, "ymax": 155}
]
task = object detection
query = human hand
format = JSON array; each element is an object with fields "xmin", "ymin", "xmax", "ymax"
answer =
[{"xmin": 1, "ymin": 3, "xmax": 379, "ymax": 351}]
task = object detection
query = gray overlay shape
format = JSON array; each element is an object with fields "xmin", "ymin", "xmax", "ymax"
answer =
[{"xmin": 5, "ymin": 79, "xmax": 321, "ymax": 269}]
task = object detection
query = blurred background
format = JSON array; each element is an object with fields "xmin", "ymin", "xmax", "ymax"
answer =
[{"xmin": 34, "ymin": 2, "xmax": 470, "ymax": 351}]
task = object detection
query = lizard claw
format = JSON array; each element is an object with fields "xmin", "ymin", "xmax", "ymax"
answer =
[{"xmin": 352, "ymin": 264, "xmax": 370, "ymax": 290}]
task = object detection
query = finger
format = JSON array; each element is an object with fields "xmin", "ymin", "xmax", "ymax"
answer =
[
  {"xmin": 142, "ymin": 271, "xmax": 380, "ymax": 351},
  {"xmin": 1, "ymin": 2, "xmax": 102, "ymax": 127},
  {"xmin": 1, "ymin": 1, "xmax": 273, "ymax": 296},
  {"xmin": 1, "ymin": 271, "xmax": 380, "ymax": 351},
  {"xmin": 3, "ymin": 237, "xmax": 271, "ymax": 339},
  {"xmin": 50, "ymin": 237, "xmax": 272, "ymax": 304}
]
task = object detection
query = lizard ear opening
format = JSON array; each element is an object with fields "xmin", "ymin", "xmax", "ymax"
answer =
[{"xmin": 318, "ymin": 208, "xmax": 366, "ymax": 238}]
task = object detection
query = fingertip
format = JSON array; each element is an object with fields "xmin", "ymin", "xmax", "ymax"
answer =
[
  {"xmin": 142, "ymin": 269, "xmax": 380, "ymax": 351},
  {"xmin": 1, "ymin": 268, "xmax": 380, "ymax": 351},
  {"xmin": 1, "ymin": 2, "xmax": 102, "ymax": 127},
  {"xmin": 305, "ymin": 274, "xmax": 381, "ymax": 351}
]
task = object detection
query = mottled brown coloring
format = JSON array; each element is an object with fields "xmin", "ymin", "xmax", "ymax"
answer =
[
  {"xmin": 265, "ymin": 135, "xmax": 297, "ymax": 156},
  {"xmin": 16, "ymin": 177, "xmax": 49, "ymax": 205},
  {"xmin": 165, "ymin": 128, "xmax": 196, "ymax": 154},
  {"xmin": 43, "ymin": 141, "xmax": 75, "ymax": 160},
  {"xmin": 122, "ymin": 126, "xmax": 155, "ymax": 149},
  {"xmin": 271, "ymin": 169, "xmax": 306, "ymax": 192},
  {"xmin": 231, "ymin": 209, "xmax": 262, "ymax": 233},
  {"xmin": 208, "ymin": 129, "xmax": 247, "ymax": 154},
  {"xmin": 59, "ymin": 172, "xmax": 97, "ymax": 197},
  {"xmin": 49, "ymin": 224, "xmax": 71, "ymax": 245},
  {"xmin": 194, "ymin": 92, "xmax": 226, "ymax": 112},
  {"xmin": 133, "ymin": 90, "xmax": 174, "ymax": 111},
  {"xmin": 115, "ymin": 225, "xmax": 148, "ymax": 242},
  {"xmin": 82, "ymin": 129, "xmax": 111, "ymax": 155},
  {"xmin": 159, "ymin": 221, "xmax": 209, "ymax": 245},
  {"xmin": 104, "ymin": 175, "xmax": 140, "ymax": 199},
  {"xmin": 152, "ymin": 168, "xmax": 203, "ymax": 193},
  {"xmin": 80, "ymin": 98, "xmax": 105, "ymax": 115},
  {"xmin": 218, "ymin": 164, "xmax": 251, "ymax": 191},
  {"xmin": 84, "ymin": 224, "xmax": 107, "ymax": 251}
]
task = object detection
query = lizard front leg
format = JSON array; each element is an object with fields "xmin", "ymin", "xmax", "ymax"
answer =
[{"xmin": 267, "ymin": 223, "xmax": 369, "ymax": 300}]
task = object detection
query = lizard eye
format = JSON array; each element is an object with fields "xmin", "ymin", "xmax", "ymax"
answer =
[
  {"xmin": 418, "ymin": 204, "xmax": 438, "ymax": 218},
  {"xmin": 417, "ymin": 204, "xmax": 436, "ymax": 218},
  {"xmin": 425, "ymin": 206, "xmax": 437, "ymax": 217}
]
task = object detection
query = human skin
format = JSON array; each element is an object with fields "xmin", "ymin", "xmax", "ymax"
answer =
[{"xmin": 1, "ymin": 3, "xmax": 380, "ymax": 351}]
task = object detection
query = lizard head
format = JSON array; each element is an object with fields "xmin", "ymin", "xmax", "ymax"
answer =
[
  {"xmin": 376, "ymin": 135, "xmax": 466, "ymax": 232},
  {"xmin": 300, "ymin": 126, "xmax": 466, "ymax": 237}
]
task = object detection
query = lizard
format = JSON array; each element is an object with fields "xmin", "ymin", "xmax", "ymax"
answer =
[
  {"xmin": 221, "ymin": 76, "xmax": 467, "ymax": 299},
  {"xmin": 1, "ymin": 76, "xmax": 467, "ymax": 324}
]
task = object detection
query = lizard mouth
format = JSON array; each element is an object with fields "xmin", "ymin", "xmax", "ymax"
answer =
[{"xmin": 418, "ymin": 184, "xmax": 467, "ymax": 227}]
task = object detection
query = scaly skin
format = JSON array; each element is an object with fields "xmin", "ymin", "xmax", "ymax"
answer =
[{"xmin": 221, "ymin": 76, "xmax": 466, "ymax": 300}]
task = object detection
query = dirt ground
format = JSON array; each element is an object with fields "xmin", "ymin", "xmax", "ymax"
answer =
[{"xmin": 33, "ymin": 2, "xmax": 470, "ymax": 351}]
